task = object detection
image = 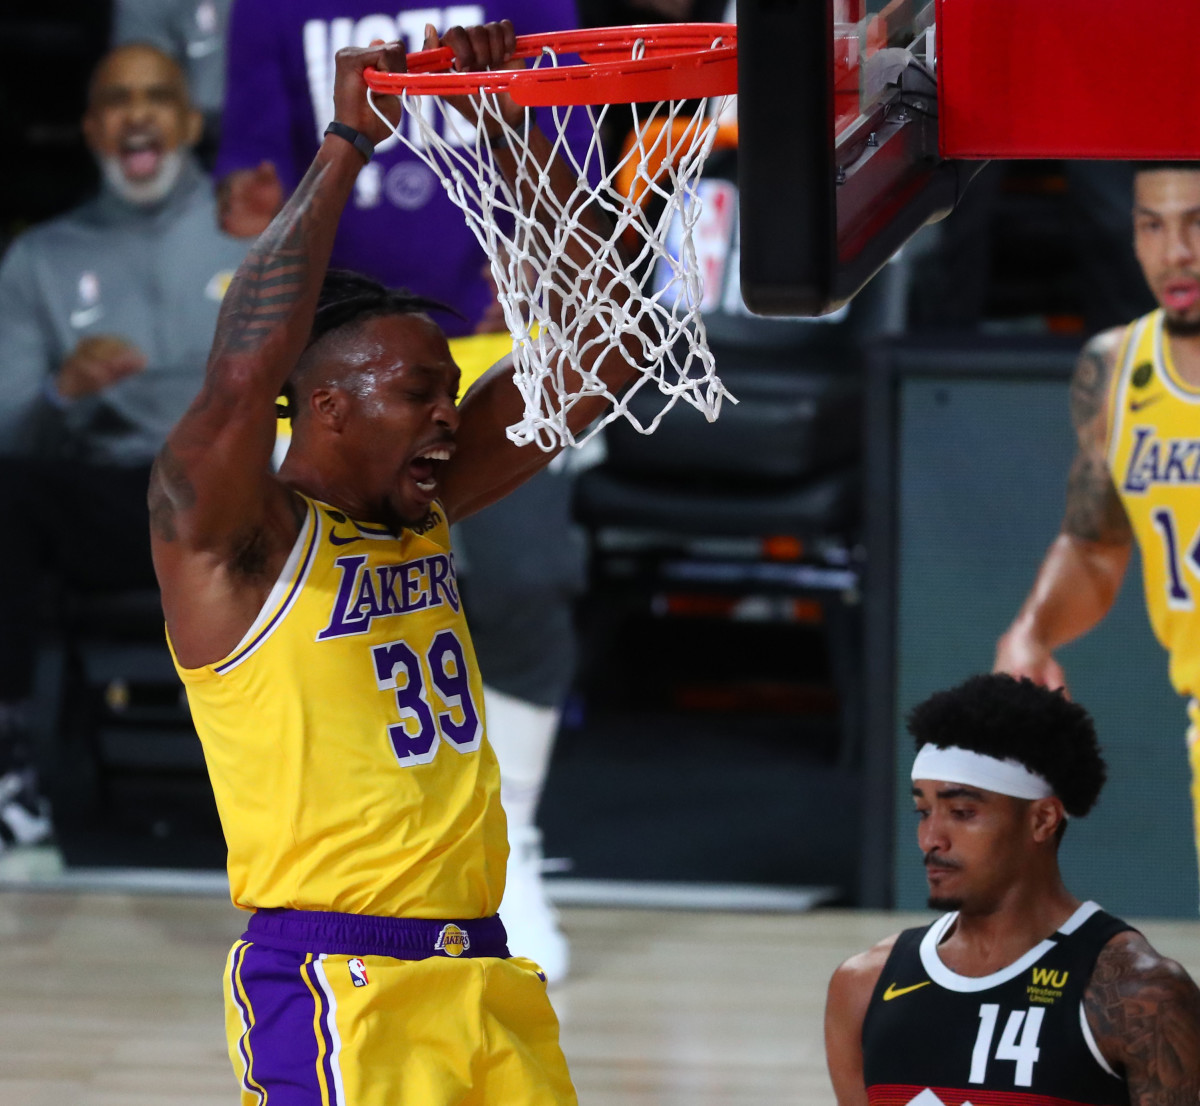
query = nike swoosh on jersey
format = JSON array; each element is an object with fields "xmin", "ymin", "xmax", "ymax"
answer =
[
  {"xmin": 329, "ymin": 531, "xmax": 365, "ymax": 546},
  {"xmin": 882, "ymin": 980, "xmax": 931, "ymax": 1001},
  {"xmin": 1130, "ymin": 394, "xmax": 1165, "ymax": 412},
  {"xmin": 69, "ymin": 305, "xmax": 103, "ymax": 328}
]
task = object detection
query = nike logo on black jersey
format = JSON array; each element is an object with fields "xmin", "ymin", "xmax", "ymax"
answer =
[
  {"xmin": 882, "ymin": 980, "xmax": 931, "ymax": 1001},
  {"xmin": 1130, "ymin": 394, "xmax": 1165, "ymax": 412}
]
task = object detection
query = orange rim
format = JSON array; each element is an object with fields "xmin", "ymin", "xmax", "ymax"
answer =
[{"xmin": 364, "ymin": 23, "xmax": 737, "ymax": 107}]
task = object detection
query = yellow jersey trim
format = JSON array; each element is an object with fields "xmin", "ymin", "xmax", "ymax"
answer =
[
  {"xmin": 168, "ymin": 500, "xmax": 321, "ymax": 680},
  {"xmin": 1103, "ymin": 319, "xmax": 1139, "ymax": 465},
  {"xmin": 1106, "ymin": 315, "xmax": 1151, "ymax": 471},
  {"xmin": 1156, "ymin": 310, "xmax": 1200, "ymax": 401},
  {"xmin": 215, "ymin": 502, "xmax": 320, "ymax": 675}
]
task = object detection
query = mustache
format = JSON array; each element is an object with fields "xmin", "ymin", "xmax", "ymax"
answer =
[{"xmin": 924, "ymin": 851, "xmax": 962, "ymax": 872}]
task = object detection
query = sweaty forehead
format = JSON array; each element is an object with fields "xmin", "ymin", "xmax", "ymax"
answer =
[
  {"xmin": 319, "ymin": 312, "xmax": 458, "ymax": 386},
  {"xmin": 364, "ymin": 312, "xmax": 453, "ymax": 364}
]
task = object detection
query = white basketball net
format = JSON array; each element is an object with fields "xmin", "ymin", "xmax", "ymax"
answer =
[{"xmin": 368, "ymin": 49, "xmax": 734, "ymax": 450}]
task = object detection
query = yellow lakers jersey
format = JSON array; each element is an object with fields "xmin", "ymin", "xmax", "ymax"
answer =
[
  {"xmin": 1107, "ymin": 309, "xmax": 1200, "ymax": 697},
  {"xmin": 171, "ymin": 495, "xmax": 507, "ymax": 918}
]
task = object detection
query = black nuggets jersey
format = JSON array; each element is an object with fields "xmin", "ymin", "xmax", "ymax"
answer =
[{"xmin": 862, "ymin": 902, "xmax": 1132, "ymax": 1106}]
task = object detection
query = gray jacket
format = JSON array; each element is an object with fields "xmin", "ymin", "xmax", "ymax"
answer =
[{"xmin": 0, "ymin": 158, "xmax": 248, "ymax": 465}]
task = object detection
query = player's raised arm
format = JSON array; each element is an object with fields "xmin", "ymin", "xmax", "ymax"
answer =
[
  {"xmin": 1084, "ymin": 931, "xmax": 1200, "ymax": 1104},
  {"xmin": 149, "ymin": 41, "xmax": 407, "ymax": 663},
  {"xmin": 428, "ymin": 23, "xmax": 643, "ymax": 522},
  {"xmin": 994, "ymin": 328, "xmax": 1134, "ymax": 691}
]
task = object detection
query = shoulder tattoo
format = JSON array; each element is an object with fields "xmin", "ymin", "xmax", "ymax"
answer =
[
  {"xmin": 1063, "ymin": 332, "xmax": 1132, "ymax": 544},
  {"xmin": 1069, "ymin": 335, "xmax": 1118, "ymax": 435},
  {"xmin": 1084, "ymin": 934, "xmax": 1200, "ymax": 1106}
]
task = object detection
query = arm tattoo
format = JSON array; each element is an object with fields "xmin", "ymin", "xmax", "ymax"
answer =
[
  {"xmin": 148, "ymin": 443, "xmax": 196, "ymax": 543},
  {"xmin": 209, "ymin": 162, "xmax": 326, "ymax": 361},
  {"xmin": 1069, "ymin": 345, "xmax": 1111, "ymax": 433},
  {"xmin": 1063, "ymin": 337, "xmax": 1132, "ymax": 544},
  {"xmin": 1085, "ymin": 935, "xmax": 1200, "ymax": 1106},
  {"xmin": 1064, "ymin": 452, "xmax": 1132, "ymax": 543}
]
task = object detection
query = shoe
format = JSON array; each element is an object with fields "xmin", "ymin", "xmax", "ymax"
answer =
[
  {"xmin": 0, "ymin": 769, "xmax": 53, "ymax": 849},
  {"xmin": 501, "ymin": 826, "xmax": 570, "ymax": 984}
]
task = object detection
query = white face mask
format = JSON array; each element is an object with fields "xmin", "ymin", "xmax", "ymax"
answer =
[{"xmin": 99, "ymin": 149, "xmax": 186, "ymax": 206}]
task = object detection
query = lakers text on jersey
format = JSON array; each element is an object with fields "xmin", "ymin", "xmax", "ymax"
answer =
[{"xmin": 169, "ymin": 494, "xmax": 507, "ymax": 919}]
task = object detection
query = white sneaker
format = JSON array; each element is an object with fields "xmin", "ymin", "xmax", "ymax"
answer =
[
  {"xmin": 501, "ymin": 826, "xmax": 569, "ymax": 984},
  {"xmin": 0, "ymin": 769, "xmax": 53, "ymax": 849}
]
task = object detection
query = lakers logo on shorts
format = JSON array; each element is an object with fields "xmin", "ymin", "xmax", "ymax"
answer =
[{"xmin": 434, "ymin": 923, "xmax": 470, "ymax": 957}]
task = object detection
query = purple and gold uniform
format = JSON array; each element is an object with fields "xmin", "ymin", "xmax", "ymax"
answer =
[
  {"xmin": 1106, "ymin": 308, "xmax": 1200, "ymax": 882},
  {"xmin": 171, "ymin": 495, "xmax": 576, "ymax": 1104}
]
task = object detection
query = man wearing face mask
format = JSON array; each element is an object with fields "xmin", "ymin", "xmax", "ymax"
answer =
[{"xmin": 0, "ymin": 42, "xmax": 247, "ymax": 849}]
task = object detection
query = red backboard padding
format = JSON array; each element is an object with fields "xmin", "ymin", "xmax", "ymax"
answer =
[{"xmin": 938, "ymin": 0, "xmax": 1200, "ymax": 159}]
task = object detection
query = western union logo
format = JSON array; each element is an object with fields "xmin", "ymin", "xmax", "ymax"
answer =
[
  {"xmin": 1028, "ymin": 966, "xmax": 1068, "ymax": 1005},
  {"xmin": 1031, "ymin": 968, "xmax": 1068, "ymax": 988}
]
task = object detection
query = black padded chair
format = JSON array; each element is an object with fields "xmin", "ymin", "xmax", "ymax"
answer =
[
  {"xmin": 38, "ymin": 586, "xmax": 218, "ymax": 866},
  {"xmin": 572, "ymin": 199, "xmax": 909, "ymax": 770}
]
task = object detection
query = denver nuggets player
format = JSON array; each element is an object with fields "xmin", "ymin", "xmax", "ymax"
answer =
[
  {"xmin": 996, "ymin": 164, "xmax": 1200, "ymax": 883},
  {"xmin": 826, "ymin": 675, "xmax": 1200, "ymax": 1106},
  {"xmin": 147, "ymin": 25, "xmax": 633, "ymax": 1104}
]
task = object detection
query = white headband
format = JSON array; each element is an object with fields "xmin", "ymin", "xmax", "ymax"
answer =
[{"xmin": 911, "ymin": 744, "xmax": 1055, "ymax": 801}]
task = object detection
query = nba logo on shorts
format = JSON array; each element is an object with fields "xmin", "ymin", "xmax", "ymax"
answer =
[
  {"xmin": 348, "ymin": 957, "xmax": 369, "ymax": 987},
  {"xmin": 434, "ymin": 924, "xmax": 470, "ymax": 957}
]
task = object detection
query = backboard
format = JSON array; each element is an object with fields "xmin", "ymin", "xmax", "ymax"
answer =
[{"xmin": 737, "ymin": 0, "xmax": 1200, "ymax": 318}]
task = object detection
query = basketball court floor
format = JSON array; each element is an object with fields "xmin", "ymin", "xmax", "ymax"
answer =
[{"xmin": 4, "ymin": 883, "xmax": 1200, "ymax": 1105}]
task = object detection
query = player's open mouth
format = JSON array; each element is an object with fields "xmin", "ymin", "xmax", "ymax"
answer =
[
  {"xmin": 119, "ymin": 132, "xmax": 164, "ymax": 181},
  {"xmin": 408, "ymin": 444, "xmax": 454, "ymax": 494},
  {"xmin": 1163, "ymin": 279, "xmax": 1200, "ymax": 312}
]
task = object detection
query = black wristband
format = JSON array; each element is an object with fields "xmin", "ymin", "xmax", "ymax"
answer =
[
  {"xmin": 488, "ymin": 110, "xmax": 537, "ymax": 150},
  {"xmin": 324, "ymin": 121, "xmax": 374, "ymax": 164}
]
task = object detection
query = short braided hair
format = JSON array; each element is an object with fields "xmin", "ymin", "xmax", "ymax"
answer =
[
  {"xmin": 306, "ymin": 269, "xmax": 462, "ymax": 350},
  {"xmin": 279, "ymin": 270, "xmax": 464, "ymax": 418}
]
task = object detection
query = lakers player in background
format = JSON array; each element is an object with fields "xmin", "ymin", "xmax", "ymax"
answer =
[
  {"xmin": 825, "ymin": 674, "xmax": 1200, "ymax": 1106},
  {"xmin": 996, "ymin": 163, "xmax": 1200, "ymax": 882},
  {"xmin": 147, "ymin": 24, "xmax": 635, "ymax": 1104}
]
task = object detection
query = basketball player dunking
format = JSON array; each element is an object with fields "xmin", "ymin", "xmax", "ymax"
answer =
[
  {"xmin": 995, "ymin": 164, "xmax": 1200, "ymax": 884},
  {"xmin": 825, "ymin": 674, "xmax": 1200, "ymax": 1106},
  {"xmin": 148, "ymin": 24, "xmax": 635, "ymax": 1104}
]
